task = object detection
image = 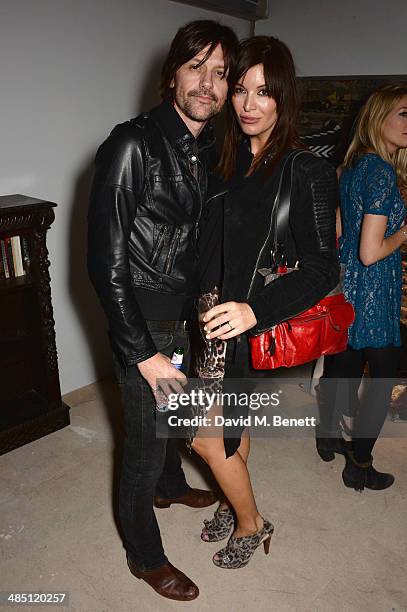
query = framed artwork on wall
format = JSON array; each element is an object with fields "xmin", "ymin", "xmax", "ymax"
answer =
[
  {"xmin": 297, "ymin": 75, "xmax": 407, "ymax": 166},
  {"xmin": 297, "ymin": 74, "xmax": 407, "ymax": 385},
  {"xmin": 170, "ymin": 0, "xmax": 269, "ymax": 20}
]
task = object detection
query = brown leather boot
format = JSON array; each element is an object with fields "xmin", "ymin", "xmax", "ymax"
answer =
[{"xmin": 127, "ymin": 556, "xmax": 199, "ymax": 601}]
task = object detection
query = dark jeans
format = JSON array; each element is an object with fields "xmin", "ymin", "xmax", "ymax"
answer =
[
  {"xmin": 112, "ymin": 321, "xmax": 190, "ymax": 571},
  {"xmin": 319, "ymin": 346, "xmax": 400, "ymax": 461}
]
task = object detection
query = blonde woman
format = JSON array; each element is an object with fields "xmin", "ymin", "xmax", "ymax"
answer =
[{"xmin": 317, "ymin": 84, "xmax": 407, "ymax": 490}]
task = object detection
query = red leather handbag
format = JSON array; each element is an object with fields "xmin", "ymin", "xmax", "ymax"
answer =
[
  {"xmin": 249, "ymin": 281, "xmax": 355, "ymax": 369},
  {"xmin": 248, "ymin": 151, "xmax": 355, "ymax": 370}
]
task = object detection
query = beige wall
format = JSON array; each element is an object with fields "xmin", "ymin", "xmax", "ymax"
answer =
[
  {"xmin": 256, "ymin": 0, "xmax": 407, "ymax": 76},
  {"xmin": 0, "ymin": 0, "xmax": 250, "ymax": 393}
]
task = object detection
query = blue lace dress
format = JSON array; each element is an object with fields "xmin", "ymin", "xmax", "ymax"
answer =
[{"xmin": 339, "ymin": 153, "xmax": 405, "ymax": 349}]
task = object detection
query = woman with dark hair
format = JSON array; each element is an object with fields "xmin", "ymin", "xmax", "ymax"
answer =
[
  {"xmin": 315, "ymin": 84, "xmax": 407, "ymax": 491},
  {"xmin": 192, "ymin": 36, "xmax": 339, "ymax": 569}
]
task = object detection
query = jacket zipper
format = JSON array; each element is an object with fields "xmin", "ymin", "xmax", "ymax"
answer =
[
  {"xmin": 205, "ymin": 189, "xmax": 228, "ymax": 206},
  {"xmin": 264, "ymin": 307, "xmax": 334, "ymax": 349},
  {"xmin": 253, "ymin": 300, "xmax": 331, "ymax": 335},
  {"xmin": 189, "ymin": 158, "xmax": 204, "ymax": 246},
  {"xmin": 150, "ymin": 224, "xmax": 167, "ymax": 265},
  {"xmin": 164, "ymin": 227, "xmax": 181, "ymax": 275},
  {"xmin": 246, "ymin": 190, "xmax": 280, "ymax": 300}
]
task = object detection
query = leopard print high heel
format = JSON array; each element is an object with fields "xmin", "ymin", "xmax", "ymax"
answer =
[
  {"xmin": 201, "ymin": 505, "xmax": 235, "ymax": 542},
  {"xmin": 212, "ymin": 518, "xmax": 274, "ymax": 569}
]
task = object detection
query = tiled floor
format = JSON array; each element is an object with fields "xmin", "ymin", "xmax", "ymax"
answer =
[{"xmin": 1, "ymin": 379, "xmax": 407, "ymax": 612}]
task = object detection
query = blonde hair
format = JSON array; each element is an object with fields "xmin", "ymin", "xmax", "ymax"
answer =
[{"xmin": 344, "ymin": 84, "xmax": 407, "ymax": 193}]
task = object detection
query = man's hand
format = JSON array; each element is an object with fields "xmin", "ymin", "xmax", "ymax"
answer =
[
  {"xmin": 203, "ymin": 301, "xmax": 257, "ymax": 340},
  {"xmin": 137, "ymin": 352, "xmax": 187, "ymax": 397}
]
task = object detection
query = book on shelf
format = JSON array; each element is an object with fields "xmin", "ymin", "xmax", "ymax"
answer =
[
  {"xmin": 0, "ymin": 239, "xmax": 10, "ymax": 278},
  {"xmin": 5, "ymin": 238, "xmax": 15, "ymax": 278},
  {"xmin": 0, "ymin": 234, "xmax": 28, "ymax": 279},
  {"xmin": 0, "ymin": 244, "xmax": 5, "ymax": 279},
  {"xmin": 21, "ymin": 236, "xmax": 31, "ymax": 272},
  {"xmin": 11, "ymin": 236, "xmax": 25, "ymax": 277}
]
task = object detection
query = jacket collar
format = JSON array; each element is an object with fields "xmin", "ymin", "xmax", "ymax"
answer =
[
  {"xmin": 206, "ymin": 137, "xmax": 253, "ymax": 203},
  {"xmin": 150, "ymin": 99, "xmax": 215, "ymax": 155}
]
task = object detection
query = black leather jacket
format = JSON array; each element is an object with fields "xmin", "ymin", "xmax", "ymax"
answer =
[
  {"xmin": 204, "ymin": 142, "xmax": 340, "ymax": 335},
  {"xmin": 87, "ymin": 101, "xmax": 216, "ymax": 367}
]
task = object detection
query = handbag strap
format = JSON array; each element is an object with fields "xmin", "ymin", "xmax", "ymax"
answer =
[
  {"xmin": 273, "ymin": 149, "xmax": 316, "ymax": 262},
  {"xmin": 246, "ymin": 149, "xmax": 316, "ymax": 299}
]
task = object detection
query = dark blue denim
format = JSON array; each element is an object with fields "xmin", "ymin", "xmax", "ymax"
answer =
[{"xmin": 112, "ymin": 322, "xmax": 190, "ymax": 570}]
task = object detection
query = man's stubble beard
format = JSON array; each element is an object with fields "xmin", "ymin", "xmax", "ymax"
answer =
[{"xmin": 178, "ymin": 91, "xmax": 224, "ymax": 123}]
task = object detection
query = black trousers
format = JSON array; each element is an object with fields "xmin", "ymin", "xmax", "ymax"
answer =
[
  {"xmin": 319, "ymin": 346, "xmax": 400, "ymax": 462},
  {"xmin": 112, "ymin": 322, "xmax": 190, "ymax": 570}
]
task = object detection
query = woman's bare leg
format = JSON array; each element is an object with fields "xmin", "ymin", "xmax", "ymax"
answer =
[
  {"xmin": 218, "ymin": 431, "xmax": 250, "ymax": 511},
  {"xmin": 192, "ymin": 429, "xmax": 262, "ymax": 537},
  {"xmin": 237, "ymin": 430, "xmax": 250, "ymax": 463}
]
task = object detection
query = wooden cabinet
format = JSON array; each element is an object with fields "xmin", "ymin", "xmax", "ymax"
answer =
[{"xmin": 0, "ymin": 195, "xmax": 69, "ymax": 454}]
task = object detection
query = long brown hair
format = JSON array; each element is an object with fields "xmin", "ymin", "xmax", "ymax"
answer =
[
  {"xmin": 343, "ymin": 84, "xmax": 407, "ymax": 193},
  {"xmin": 160, "ymin": 20, "xmax": 238, "ymax": 101},
  {"xmin": 218, "ymin": 36, "xmax": 303, "ymax": 180}
]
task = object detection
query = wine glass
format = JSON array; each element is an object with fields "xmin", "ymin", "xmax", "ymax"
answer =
[{"xmin": 197, "ymin": 287, "xmax": 225, "ymax": 379}]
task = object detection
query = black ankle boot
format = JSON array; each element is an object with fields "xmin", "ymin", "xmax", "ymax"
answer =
[
  {"xmin": 314, "ymin": 384, "xmax": 349, "ymax": 461},
  {"xmin": 342, "ymin": 451, "xmax": 395, "ymax": 492},
  {"xmin": 315, "ymin": 429, "xmax": 350, "ymax": 462}
]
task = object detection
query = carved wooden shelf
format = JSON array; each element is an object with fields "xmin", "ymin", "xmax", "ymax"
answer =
[{"xmin": 0, "ymin": 194, "xmax": 70, "ymax": 454}]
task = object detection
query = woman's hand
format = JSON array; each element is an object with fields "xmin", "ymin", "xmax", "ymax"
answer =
[{"xmin": 203, "ymin": 301, "xmax": 257, "ymax": 340}]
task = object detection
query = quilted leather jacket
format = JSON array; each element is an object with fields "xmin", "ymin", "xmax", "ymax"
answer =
[
  {"xmin": 204, "ymin": 141, "xmax": 340, "ymax": 335},
  {"xmin": 87, "ymin": 101, "xmax": 216, "ymax": 367}
]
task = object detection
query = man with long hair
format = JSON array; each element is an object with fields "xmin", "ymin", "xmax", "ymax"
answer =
[{"xmin": 88, "ymin": 20, "xmax": 237, "ymax": 602}]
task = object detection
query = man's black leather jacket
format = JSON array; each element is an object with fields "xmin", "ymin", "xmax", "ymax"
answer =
[{"xmin": 87, "ymin": 101, "xmax": 216, "ymax": 367}]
